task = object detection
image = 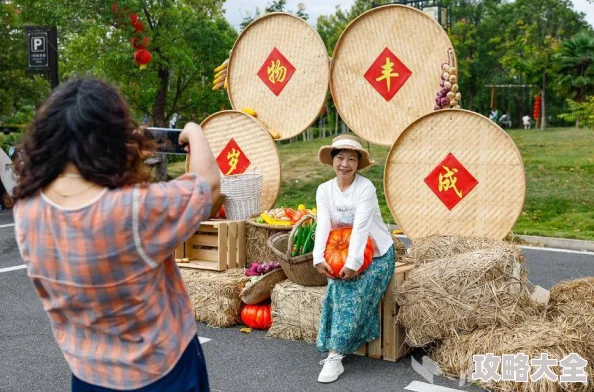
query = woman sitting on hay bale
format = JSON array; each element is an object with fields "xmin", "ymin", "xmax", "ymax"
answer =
[
  {"xmin": 313, "ymin": 135, "xmax": 394, "ymax": 383},
  {"xmin": 12, "ymin": 78, "xmax": 220, "ymax": 392}
]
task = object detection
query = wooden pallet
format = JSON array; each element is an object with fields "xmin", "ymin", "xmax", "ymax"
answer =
[
  {"xmin": 353, "ymin": 262, "xmax": 414, "ymax": 362},
  {"xmin": 177, "ymin": 220, "xmax": 246, "ymax": 271}
]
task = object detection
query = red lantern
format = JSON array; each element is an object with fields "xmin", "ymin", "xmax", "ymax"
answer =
[
  {"xmin": 129, "ymin": 13, "xmax": 144, "ymax": 32},
  {"xmin": 533, "ymin": 96, "xmax": 541, "ymax": 119},
  {"xmin": 134, "ymin": 49, "xmax": 151, "ymax": 70},
  {"xmin": 131, "ymin": 36, "xmax": 149, "ymax": 50}
]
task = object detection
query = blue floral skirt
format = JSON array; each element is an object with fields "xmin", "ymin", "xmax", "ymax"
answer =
[{"xmin": 316, "ymin": 245, "xmax": 395, "ymax": 355}]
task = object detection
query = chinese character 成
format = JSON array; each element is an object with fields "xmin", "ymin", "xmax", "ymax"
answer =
[
  {"xmin": 225, "ymin": 148, "xmax": 240, "ymax": 175},
  {"xmin": 375, "ymin": 57, "xmax": 399, "ymax": 91},
  {"xmin": 267, "ymin": 60, "xmax": 287, "ymax": 84},
  {"xmin": 438, "ymin": 165, "xmax": 463, "ymax": 198}
]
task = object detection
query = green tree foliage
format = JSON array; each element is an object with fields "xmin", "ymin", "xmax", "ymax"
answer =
[
  {"xmin": 240, "ymin": 0, "xmax": 309, "ymax": 32},
  {"xmin": 0, "ymin": 2, "xmax": 50, "ymax": 126},
  {"xmin": 496, "ymin": 0, "xmax": 588, "ymax": 128},
  {"xmin": 13, "ymin": 0, "xmax": 237, "ymax": 128},
  {"xmin": 558, "ymin": 96, "xmax": 594, "ymax": 129},
  {"xmin": 556, "ymin": 31, "xmax": 594, "ymax": 103}
]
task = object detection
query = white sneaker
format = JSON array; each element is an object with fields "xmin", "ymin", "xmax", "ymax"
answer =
[{"xmin": 317, "ymin": 353, "xmax": 345, "ymax": 383}]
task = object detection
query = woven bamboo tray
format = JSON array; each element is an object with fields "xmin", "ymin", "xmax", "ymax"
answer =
[
  {"xmin": 227, "ymin": 12, "xmax": 329, "ymax": 140},
  {"xmin": 384, "ymin": 109, "xmax": 526, "ymax": 240},
  {"xmin": 186, "ymin": 110, "xmax": 281, "ymax": 212},
  {"xmin": 330, "ymin": 4, "xmax": 455, "ymax": 146}
]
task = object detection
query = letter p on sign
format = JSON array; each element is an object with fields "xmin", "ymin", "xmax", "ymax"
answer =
[{"xmin": 31, "ymin": 37, "xmax": 45, "ymax": 52}]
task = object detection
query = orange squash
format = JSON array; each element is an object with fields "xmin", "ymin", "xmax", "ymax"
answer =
[
  {"xmin": 241, "ymin": 304, "xmax": 272, "ymax": 330},
  {"xmin": 324, "ymin": 228, "xmax": 374, "ymax": 278}
]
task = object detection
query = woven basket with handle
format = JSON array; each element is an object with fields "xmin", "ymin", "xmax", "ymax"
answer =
[{"xmin": 267, "ymin": 214, "xmax": 327, "ymax": 287}]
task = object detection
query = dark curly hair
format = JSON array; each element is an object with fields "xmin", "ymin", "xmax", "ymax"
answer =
[{"xmin": 13, "ymin": 78, "xmax": 155, "ymax": 200}]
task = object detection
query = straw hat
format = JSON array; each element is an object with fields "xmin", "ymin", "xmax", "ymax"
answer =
[{"xmin": 318, "ymin": 135, "xmax": 374, "ymax": 170}]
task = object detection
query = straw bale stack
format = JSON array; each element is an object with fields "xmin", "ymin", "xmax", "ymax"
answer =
[
  {"xmin": 431, "ymin": 319, "xmax": 592, "ymax": 392},
  {"xmin": 180, "ymin": 268, "xmax": 249, "ymax": 328},
  {"xmin": 267, "ymin": 280, "xmax": 327, "ymax": 344},
  {"xmin": 395, "ymin": 241, "xmax": 543, "ymax": 347}
]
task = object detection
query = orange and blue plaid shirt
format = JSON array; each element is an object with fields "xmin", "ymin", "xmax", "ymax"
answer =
[{"xmin": 13, "ymin": 173, "xmax": 211, "ymax": 390}]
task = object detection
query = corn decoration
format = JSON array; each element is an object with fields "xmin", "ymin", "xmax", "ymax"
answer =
[
  {"xmin": 434, "ymin": 48, "xmax": 461, "ymax": 110},
  {"xmin": 241, "ymin": 108, "xmax": 257, "ymax": 117},
  {"xmin": 212, "ymin": 58, "xmax": 229, "ymax": 91},
  {"xmin": 240, "ymin": 108, "xmax": 281, "ymax": 140}
]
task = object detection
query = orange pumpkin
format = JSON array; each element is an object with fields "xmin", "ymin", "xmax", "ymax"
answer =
[
  {"xmin": 241, "ymin": 304, "xmax": 272, "ymax": 330},
  {"xmin": 324, "ymin": 228, "xmax": 374, "ymax": 278}
]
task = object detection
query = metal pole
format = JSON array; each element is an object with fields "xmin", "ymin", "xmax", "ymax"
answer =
[{"xmin": 48, "ymin": 26, "xmax": 59, "ymax": 89}]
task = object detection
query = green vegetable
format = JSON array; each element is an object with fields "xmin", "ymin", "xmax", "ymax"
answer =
[
  {"xmin": 298, "ymin": 220, "xmax": 312, "ymax": 255},
  {"xmin": 303, "ymin": 221, "xmax": 316, "ymax": 254},
  {"xmin": 291, "ymin": 225, "xmax": 303, "ymax": 256}
]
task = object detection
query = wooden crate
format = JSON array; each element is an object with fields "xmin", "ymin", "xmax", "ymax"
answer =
[
  {"xmin": 353, "ymin": 262, "xmax": 414, "ymax": 362},
  {"xmin": 177, "ymin": 220, "xmax": 246, "ymax": 271}
]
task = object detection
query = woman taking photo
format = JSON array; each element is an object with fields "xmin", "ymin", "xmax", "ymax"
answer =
[
  {"xmin": 13, "ymin": 78, "xmax": 219, "ymax": 391},
  {"xmin": 313, "ymin": 135, "xmax": 394, "ymax": 383}
]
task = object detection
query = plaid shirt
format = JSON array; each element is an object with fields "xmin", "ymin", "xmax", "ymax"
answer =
[{"xmin": 13, "ymin": 173, "xmax": 211, "ymax": 390}]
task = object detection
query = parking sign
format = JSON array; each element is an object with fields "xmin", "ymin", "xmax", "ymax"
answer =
[{"xmin": 27, "ymin": 31, "xmax": 49, "ymax": 68}]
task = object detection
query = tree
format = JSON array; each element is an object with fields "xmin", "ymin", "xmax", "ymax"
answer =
[
  {"xmin": 496, "ymin": 0, "xmax": 589, "ymax": 128},
  {"xmin": 558, "ymin": 96, "xmax": 594, "ymax": 129},
  {"xmin": 0, "ymin": 2, "xmax": 50, "ymax": 127},
  {"xmin": 240, "ymin": 0, "xmax": 309, "ymax": 32},
  {"xmin": 556, "ymin": 31, "xmax": 594, "ymax": 104},
  {"xmin": 445, "ymin": 0, "xmax": 504, "ymax": 112},
  {"xmin": 15, "ymin": 0, "xmax": 237, "ymax": 179}
]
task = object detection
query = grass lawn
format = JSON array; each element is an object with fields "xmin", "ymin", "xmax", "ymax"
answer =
[{"xmin": 170, "ymin": 127, "xmax": 594, "ymax": 241}]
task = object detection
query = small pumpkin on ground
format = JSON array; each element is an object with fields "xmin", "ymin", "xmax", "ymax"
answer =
[{"xmin": 241, "ymin": 303, "xmax": 272, "ymax": 330}]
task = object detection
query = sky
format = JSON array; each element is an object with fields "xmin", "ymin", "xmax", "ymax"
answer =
[{"xmin": 223, "ymin": 0, "xmax": 594, "ymax": 30}]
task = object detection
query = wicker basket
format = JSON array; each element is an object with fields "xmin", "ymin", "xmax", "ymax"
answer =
[
  {"xmin": 221, "ymin": 172, "xmax": 263, "ymax": 221},
  {"xmin": 246, "ymin": 215, "xmax": 294, "ymax": 264},
  {"xmin": 267, "ymin": 215, "xmax": 327, "ymax": 287},
  {"xmin": 240, "ymin": 268, "xmax": 288, "ymax": 305}
]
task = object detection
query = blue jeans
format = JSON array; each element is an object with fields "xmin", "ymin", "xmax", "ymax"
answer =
[{"xmin": 71, "ymin": 335, "xmax": 210, "ymax": 392}]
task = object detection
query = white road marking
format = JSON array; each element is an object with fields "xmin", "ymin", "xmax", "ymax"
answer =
[
  {"xmin": 518, "ymin": 245, "xmax": 594, "ymax": 256},
  {"xmin": 405, "ymin": 381, "xmax": 465, "ymax": 392},
  {"xmin": 0, "ymin": 223, "xmax": 15, "ymax": 228},
  {"xmin": 198, "ymin": 337, "xmax": 212, "ymax": 344},
  {"xmin": 0, "ymin": 264, "xmax": 26, "ymax": 273}
]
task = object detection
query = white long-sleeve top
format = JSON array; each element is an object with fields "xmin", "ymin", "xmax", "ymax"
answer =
[{"xmin": 313, "ymin": 174, "xmax": 393, "ymax": 271}]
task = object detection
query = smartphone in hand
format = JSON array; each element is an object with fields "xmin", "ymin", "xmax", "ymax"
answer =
[{"xmin": 145, "ymin": 127, "xmax": 186, "ymax": 155}]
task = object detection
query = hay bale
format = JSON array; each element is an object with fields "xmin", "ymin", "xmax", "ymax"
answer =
[
  {"xmin": 246, "ymin": 221, "xmax": 291, "ymax": 264},
  {"xmin": 404, "ymin": 234, "xmax": 505, "ymax": 264},
  {"xmin": 180, "ymin": 268, "xmax": 249, "ymax": 328},
  {"xmin": 267, "ymin": 280, "xmax": 327, "ymax": 344},
  {"xmin": 431, "ymin": 319, "xmax": 592, "ymax": 392},
  {"xmin": 395, "ymin": 243, "xmax": 543, "ymax": 347},
  {"xmin": 392, "ymin": 234, "xmax": 407, "ymax": 262},
  {"xmin": 547, "ymin": 278, "xmax": 594, "ymax": 361}
]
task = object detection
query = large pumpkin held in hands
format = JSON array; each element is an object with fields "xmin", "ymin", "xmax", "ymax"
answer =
[
  {"xmin": 241, "ymin": 303, "xmax": 272, "ymax": 330},
  {"xmin": 324, "ymin": 228, "xmax": 374, "ymax": 278}
]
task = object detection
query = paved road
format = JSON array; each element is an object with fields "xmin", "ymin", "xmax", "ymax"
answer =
[{"xmin": 1, "ymin": 209, "xmax": 593, "ymax": 392}]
